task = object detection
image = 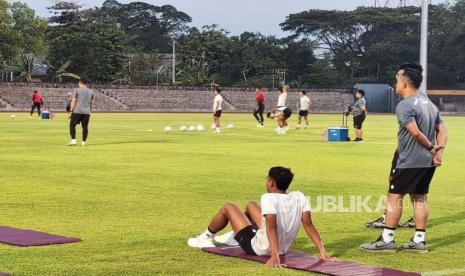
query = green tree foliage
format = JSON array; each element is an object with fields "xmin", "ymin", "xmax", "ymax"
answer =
[
  {"xmin": 4, "ymin": 53, "xmax": 34, "ymax": 82},
  {"xmin": 281, "ymin": 7, "xmax": 421, "ymax": 84},
  {"xmin": 176, "ymin": 26, "xmax": 316, "ymax": 86},
  {"xmin": 0, "ymin": 0, "xmax": 47, "ymax": 63},
  {"xmin": 101, "ymin": 0, "xmax": 192, "ymax": 52},
  {"xmin": 47, "ymin": 2, "xmax": 128, "ymax": 83}
]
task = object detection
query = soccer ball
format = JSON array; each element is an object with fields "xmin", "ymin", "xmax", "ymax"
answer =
[
  {"xmin": 10, "ymin": 114, "xmax": 15, "ymax": 120},
  {"xmin": 211, "ymin": 124, "xmax": 216, "ymax": 130},
  {"xmin": 180, "ymin": 126, "xmax": 188, "ymax": 132},
  {"xmin": 164, "ymin": 126, "xmax": 172, "ymax": 132},
  {"xmin": 227, "ymin": 123, "xmax": 235, "ymax": 129},
  {"xmin": 188, "ymin": 126, "xmax": 196, "ymax": 132},
  {"xmin": 196, "ymin": 125, "xmax": 205, "ymax": 132}
]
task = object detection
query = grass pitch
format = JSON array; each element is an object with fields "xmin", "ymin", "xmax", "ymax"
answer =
[{"xmin": 0, "ymin": 113, "xmax": 464, "ymax": 276}]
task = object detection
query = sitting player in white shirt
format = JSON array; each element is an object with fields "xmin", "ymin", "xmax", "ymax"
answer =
[{"xmin": 188, "ymin": 166, "xmax": 337, "ymax": 267}]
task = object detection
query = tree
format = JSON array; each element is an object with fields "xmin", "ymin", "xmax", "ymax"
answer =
[
  {"xmin": 281, "ymin": 7, "xmax": 421, "ymax": 83},
  {"xmin": 47, "ymin": 3, "xmax": 128, "ymax": 83},
  {"xmin": 5, "ymin": 53, "xmax": 34, "ymax": 82},
  {"xmin": 101, "ymin": 0, "xmax": 191, "ymax": 52},
  {"xmin": 0, "ymin": 0, "xmax": 47, "ymax": 63}
]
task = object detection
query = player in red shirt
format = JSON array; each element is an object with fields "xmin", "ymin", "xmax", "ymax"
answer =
[
  {"xmin": 253, "ymin": 87, "xmax": 266, "ymax": 127},
  {"xmin": 30, "ymin": 90, "xmax": 44, "ymax": 117}
]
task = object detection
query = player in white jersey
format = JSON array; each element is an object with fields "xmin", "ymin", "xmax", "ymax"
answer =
[
  {"xmin": 296, "ymin": 90, "xmax": 311, "ymax": 130},
  {"xmin": 213, "ymin": 87, "xmax": 223, "ymax": 133},
  {"xmin": 268, "ymin": 86, "xmax": 292, "ymax": 134}
]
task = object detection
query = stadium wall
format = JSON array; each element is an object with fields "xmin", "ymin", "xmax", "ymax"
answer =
[{"xmin": 0, "ymin": 83, "xmax": 356, "ymax": 113}]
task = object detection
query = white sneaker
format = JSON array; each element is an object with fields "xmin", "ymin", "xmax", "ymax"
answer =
[
  {"xmin": 284, "ymin": 126, "xmax": 290, "ymax": 131},
  {"xmin": 68, "ymin": 139, "xmax": 77, "ymax": 146},
  {"xmin": 81, "ymin": 141, "xmax": 86, "ymax": 146},
  {"xmin": 256, "ymin": 124, "xmax": 264, "ymax": 128},
  {"xmin": 305, "ymin": 125, "xmax": 309, "ymax": 130},
  {"xmin": 215, "ymin": 128, "xmax": 221, "ymax": 133},
  {"xmin": 187, "ymin": 235, "xmax": 215, "ymax": 248},
  {"xmin": 277, "ymin": 129, "xmax": 286, "ymax": 135},
  {"xmin": 214, "ymin": 231, "xmax": 239, "ymax": 246},
  {"xmin": 296, "ymin": 125, "xmax": 300, "ymax": 129}
]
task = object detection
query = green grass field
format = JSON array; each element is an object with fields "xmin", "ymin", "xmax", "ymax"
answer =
[{"xmin": 1, "ymin": 113, "xmax": 464, "ymax": 276}]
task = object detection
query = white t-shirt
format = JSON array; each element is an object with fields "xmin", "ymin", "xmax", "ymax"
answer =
[
  {"xmin": 213, "ymin": 94, "xmax": 223, "ymax": 112},
  {"xmin": 251, "ymin": 191, "xmax": 311, "ymax": 256},
  {"xmin": 277, "ymin": 92, "xmax": 287, "ymax": 107},
  {"xmin": 300, "ymin": 96, "xmax": 310, "ymax": 111}
]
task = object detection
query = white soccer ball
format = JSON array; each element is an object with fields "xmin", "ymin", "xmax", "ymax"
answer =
[
  {"xmin": 196, "ymin": 125, "xmax": 205, "ymax": 132},
  {"xmin": 180, "ymin": 126, "xmax": 188, "ymax": 132},
  {"xmin": 10, "ymin": 114, "xmax": 15, "ymax": 119},
  {"xmin": 164, "ymin": 126, "xmax": 172, "ymax": 132},
  {"xmin": 188, "ymin": 126, "xmax": 196, "ymax": 132},
  {"xmin": 211, "ymin": 124, "xmax": 216, "ymax": 129},
  {"xmin": 227, "ymin": 123, "xmax": 235, "ymax": 129}
]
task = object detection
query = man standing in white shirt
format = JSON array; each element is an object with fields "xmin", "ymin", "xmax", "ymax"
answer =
[
  {"xmin": 213, "ymin": 87, "xmax": 223, "ymax": 133},
  {"xmin": 296, "ymin": 90, "xmax": 311, "ymax": 130},
  {"xmin": 187, "ymin": 166, "xmax": 337, "ymax": 266}
]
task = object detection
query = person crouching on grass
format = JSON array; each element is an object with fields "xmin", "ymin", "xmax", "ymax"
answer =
[{"xmin": 188, "ymin": 167, "xmax": 337, "ymax": 267}]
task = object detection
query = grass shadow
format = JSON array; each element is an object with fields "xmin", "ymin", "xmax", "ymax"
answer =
[{"xmin": 428, "ymin": 211, "xmax": 465, "ymax": 229}]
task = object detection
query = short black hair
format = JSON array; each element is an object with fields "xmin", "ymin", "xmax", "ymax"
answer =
[
  {"xmin": 300, "ymin": 90, "xmax": 306, "ymax": 95},
  {"xmin": 357, "ymin": 89, "xmax": 365, "ymax": 97},
  {"xmin": 214, "ymin": 86, "xmax": 221, "ymax": 93},
  {"xmin": 268, "ymin": 167, "xmax": 294, "ymax": 191},
  {"xmin": 79, "ymin": 78, "xmax": 89, "ymax": 86},
  {"xmin": 399, "ymin": 63, "xmax": 423, "ymax": 89}
]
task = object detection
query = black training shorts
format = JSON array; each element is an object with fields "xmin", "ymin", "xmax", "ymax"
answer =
[
  {"xmin": 234, "ymin": 225, "xmax": 257, "ymax": 255},
  {"xmin": 256, "ymin": 103, "xmax": 265, "ymax": 113},
  {"xmin": 299, "ymin": 110, "xmax": 309, "ymax": 117},
  {"xmin": 389, "ymin": 167, "xmax": 436, "ymax": 194},
  {"xmin": 353, "ymin": 114, "xmax": 366, "ymax": 129},
  {"xmin": 214, "ymin": 110, "xmax": 222, "ymax": 118},
  {"xmin": 283, "ymin": 108, "xmax": 292, "ymax": 119}
]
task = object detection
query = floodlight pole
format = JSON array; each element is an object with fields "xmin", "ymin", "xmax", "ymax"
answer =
[
  {"xmin": 172, "ymin": 40, "xmax": 176, "ymax": 85},
  {"xmin": 419, "ymin": 0, "xmax": 429, "ymax": 94}
]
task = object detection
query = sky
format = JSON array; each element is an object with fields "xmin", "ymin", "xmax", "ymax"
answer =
[{"xmin": 14, "ymin": 0, "xmax": 447, "ymax": 37}]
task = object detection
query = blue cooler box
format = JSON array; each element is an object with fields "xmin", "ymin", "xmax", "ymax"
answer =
[
  {"xmin": 328, "ymin": 127, "xmax": 349, "ymax": 142},
  {"xmin": 41, "ymin": 111, "xmax": 50, "ymax": 119}
]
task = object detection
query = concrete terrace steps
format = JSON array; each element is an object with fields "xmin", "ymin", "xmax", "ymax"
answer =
[{"xmin": 0, "ymin": 85, "xmax": 355, "ymax": 113}]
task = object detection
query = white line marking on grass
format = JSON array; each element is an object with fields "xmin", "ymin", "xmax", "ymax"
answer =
[{"xmin": 423, "ymin": 267, "xmax": 465, "ymax": 276}]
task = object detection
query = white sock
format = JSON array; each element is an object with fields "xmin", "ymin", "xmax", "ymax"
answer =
[
  {"xmin": 413, "ymin": 230, "xmax": 426, "ymax": 243},
  {"xmin": 382, "ymin": 214, "xmax": 386, "ymax": 220},
  {"xmin": 382, "ymin": 228, "xmax": 395, "ymax": 243},
  {"xmin": 201, "ymin": 229, "xmax": 215, "ymax": 238}
]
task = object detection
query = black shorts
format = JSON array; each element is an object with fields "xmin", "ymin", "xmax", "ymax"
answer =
[
  {"xmin": 214, "ymin": 110, "xmax": 222, "ymax": 118},
  {"xmin": 389, "ymin": 167, "xmax": 436, "ymax": 194},
  {"xmin": 283, "ymin": 108, "xmax": 292, "ymax": 119},
  {"xmin": 299, "ymin": 110, "xmax": 309, "ymax": 117},
  {"xmin": 234, "ymin": 225, "xmax": 257, "ymax": 256},
  {"xmin": 353, "ymin": 114, "xmax": 366, "ymax": 129},
  {"xmin": 256, "ymin": 103, "xmax": 265, "ymax": 113},
  {"xmin": 70, "ymin": 113, "xmax": 90, "ymax": 127}
]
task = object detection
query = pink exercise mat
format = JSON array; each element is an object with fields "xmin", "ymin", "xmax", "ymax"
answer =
[
  {"xmin": 0, "ymin": 226, "xmax": 81, "ymax": 247},
  {"xmin": 203, "ymin": 246, "xmax": 421, "ymax": 276}
]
